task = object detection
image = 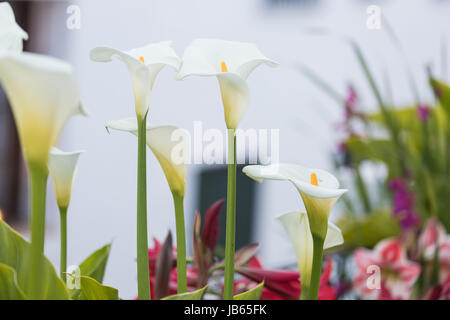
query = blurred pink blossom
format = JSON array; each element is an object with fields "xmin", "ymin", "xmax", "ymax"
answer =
[{"xmin": 353, "ymin": 238, "xmax": 421, "ymax": 299}]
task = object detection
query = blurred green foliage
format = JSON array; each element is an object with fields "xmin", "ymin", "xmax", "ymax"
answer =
[{"xmin": 303, "ymin": 42, "xmax": 450, "ymax": 249}]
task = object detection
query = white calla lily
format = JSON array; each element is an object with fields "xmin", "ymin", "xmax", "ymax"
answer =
[
  {"xmin": 106, "ymin": 117, "xmax": 189, "ymax": 197},
  {"xmin": 176, "ymin": 39, "xmax": 278, "ymax": 129},
  {"xmin": 277, "ymin": 211, "xmax": 343, "ymax": 293},
  {"xmin": 48, "ymin": 147, "xmax": 83, "ymax": 210},
  {"xmin": 0, "ymin": 52, "xmax": 86, "ymax": 169},
  {"xmin": 106, "ymin": 117, "xmax": 190, "ymax": 293},
  {"xmin": 243, "ymin": 163, "xmax": 347, "ymax": 239},
  {"xmin": 90, "ymin": 41, "xmax": 181, "ymax": 117},
  {"xmin": 0, "ymin": 2, "xmax": 28, "ymax": 53}
]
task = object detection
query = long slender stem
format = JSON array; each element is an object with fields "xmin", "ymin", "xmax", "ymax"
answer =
[
  {"xmin": 308, "ymin": 235, "xmax": 325, "ymax": 300},
  {"xmin": 28, "ymin": 164, "xmax": 48, "ymax": 300},
  {"xmin": 223, "ymin": 129, "xmax": 237, "ymax": 300},
  {"xmin": 172, "ymin": 192, "xmax": 187, "ymax": 293},
  {"xmin": 300, "ymin": 284, "xmax": 309, "ymax": 300},
  {"xmin": 137, "ymin": 115, "xmax": 151, "ymax": 300},
  {"xmin": 59, "ymin": 206, "xmax": 68, "ymax": 283}
]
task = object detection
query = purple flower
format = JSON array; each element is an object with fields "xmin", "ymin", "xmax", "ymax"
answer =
[
  {"xmin": 388, "ymin": 177, "xmax": 420, "ymax": 230},
  {"xmin": 417, "ymin": 104, "xmax": 431, "ymax": 123}
]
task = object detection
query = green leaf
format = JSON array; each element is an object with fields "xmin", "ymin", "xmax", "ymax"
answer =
[
  {"xmin": 0, "ymin": 263, "xmax": 26, "ymax": 300},
  {"xmin": 234, "ymin": 281, "xmax": 264, "ymax": 300},
  {"xmin": 79, "ymin": 276, "xmax": 119, "ymax": 300},
  {"xmin": 430, "ymin": 77, "xmax": 450, "ymax": 115},
  {"xmin": 162, "ymin": 286, "xmax": 207, "ymax": 300},
  {"xmin": 0, "ymin": 220, "xmax": 69, "ymax": 299},
  {"xmin": 79, "ymin": 243, "xmax": 112, "ymax": 283},
  {"xmin": 69, "ymin": 243, "xmax": 112, "ymax": 299}
]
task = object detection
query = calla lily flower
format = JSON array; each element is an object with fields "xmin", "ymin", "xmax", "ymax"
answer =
[
  {"xmin": 277, "ymin": 211, "xmax": 343, "ymax": 295},
  {"xmin": 48, "ymin": 147, "xmax": 83, "ymax": 281},
  {"xmin": 107, "ymin": 117, "xmax": 190, "ymax": 293},
  {"xmin": 48, "ymin": 147, "xmax": 83, "ymax": 210},
  {"xmin": 106, "ymin": 117, "xmax": 188, "ymax": 196},
  {"xmin": 176, "ymin": 39, "xmax": 278, "ymax": 129},
  {"xmin": 0, "ymin": 2, "xmax": 28, "ymax": 53},
  {"xmin": 0, "ymin": 52, "xmax": 86, "ymax": 169},
  {"xmin": 90, "ymin": 41, "xmax": 181, "ymax": 118},
  {"xmin": 243, "ymin": 163, "xmax": 347, "ymax": 239}
]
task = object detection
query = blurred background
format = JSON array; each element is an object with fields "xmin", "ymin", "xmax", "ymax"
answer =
[{"xmin": 1, "ymin": 0, "xmax": 449, "ymax": 298}]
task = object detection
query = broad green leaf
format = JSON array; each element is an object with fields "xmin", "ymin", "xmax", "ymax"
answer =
[
  {"xmin": 234, "ymin": 281, "xmax": 264, "ymax": 300},
  {"xmin": 69, "ymin": 243, "xmax": 112, "ymax": 299},
  {"xmin": 0, "ymin": 220, "xmax": 69, "ymax": 299},
  {"xmin": 79, "ymin": 276, "xmax": 119, "ymax": 300},
  {"xmin": 162, "ymin": 286, "xmax": 207, "ymax": 300},
  {"xmin": 79, "ymin": 243, "xmax": 111, "ymax": 283},
  {"xmin": 0, "ymin": 263, "xmax": 26, "ymax": 300}
]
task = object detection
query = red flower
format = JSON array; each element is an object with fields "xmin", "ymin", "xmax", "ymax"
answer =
[
  {"xmin": 235, "ymin": 257, "xmax": 337, "ymax": 300},
  {"xmin": 353, "ymin": 238, "xmax": 421, "ymax": 300},
  {"xmin": 424, "ymin": 275, "xmax": 450, "ymax": 300}
]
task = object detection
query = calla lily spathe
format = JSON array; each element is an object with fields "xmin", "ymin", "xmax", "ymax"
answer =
[
  {"xmin": 106, "ymin": 118, "xmax": 189, "ymax": 196},
  {"xmin": 277, "ymin": 211, "xmax": 343, "ymax": 291},
  {"xmin": 0, "ymin": 52, "xmax": 87, "ymax": 169},
  {"xmin": 48, "ymin": 147, "xmax": 84, "ymax": 210},
  {"xmin": 243, "ymin": 163, "xmax": 347, "ymax": 239},
  {"xmin": 90, "ymin": 42, "xmax": 181, "ymax": 118},
  {"xmin": 0, "ymin": 2, "xmax": 28, "ymax": 53},
  {"xmin": 176, "ymin": 39, "xmax": 278, "ymax": 129}
]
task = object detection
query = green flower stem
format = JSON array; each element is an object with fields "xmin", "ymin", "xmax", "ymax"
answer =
[
  {"xmin": 59, "ymin": 206, "xmax": 68, "ymax": 282},
  {"xmin": 137, "ymin": 114, "xmax": 151, "ymax": 300},
  {"xmin": 223, "ymin": 129, "xmax": 237, "ymax": 300},
  {"xmin": 308, "ymin": 235, "xmax": 325, "ymax": 300},
  {"xmin": 28, "ymin": 164, "xmax": 48, "ymax": 300},
  {"xmin": 172, "ymin": 192, "xmax": 187, "ymax": 293},
  {"xmin": 300, "ymin": 284, "xmax": 309, "ymax": 300}
]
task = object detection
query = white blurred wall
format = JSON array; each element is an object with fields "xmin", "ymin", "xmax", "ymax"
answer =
[{"xmin": 23, "ymin": 0, "xmax": 450, "ymax": 298}]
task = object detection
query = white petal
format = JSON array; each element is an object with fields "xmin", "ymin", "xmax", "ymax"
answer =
[
  {"xmin": 217, "ymin": 73, "xmax": 250, "ymax": 129},
  {"xmin": 0, "ymin": 52, "xmax": 85, "ymax": 167},
  {"xmin": 106, "ymin": 117, "xmax": 139, "ymax": 132},
  {"xmin": 106, "ymin": 118, "xmax": 189, "ymax": 196},
  {"xmin": 277, "ymin": 211, "xmax": 344, "ymax": 285},
  {"xmin": 126, "ymin": 41, "xmax": 181, "ymax": 71},
  {"xmin": 242, "ymin": 163, "xmax": 347, "ymax": 199},
  {"xmin": 90, "ymin": 42, "xmax": 180, "ymax": 117},
  {"xmin": 0, "ymin": 3, "xmax": 28, "ymax": 53},
  {"xmin": 277, "ymin": 211, "xmax": 313, "ymax": 285},
  {"xmin": 324, "ymin": 222, "xmax": 344, "ymax": 250},
  {"xmin": 146, "ymin": 125, "xmax": 189, "ymax": 196},
  {"xmin": 176, "ymin": 38, "xmax": 278, "ymax": 80},
  {"xmin": 48, "ymin": 147, "xmax": 84, "ymax": 209}
]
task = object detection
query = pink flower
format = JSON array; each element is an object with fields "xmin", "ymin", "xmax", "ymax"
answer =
[
  {"xmin": 353, "ymin": 238, "xmax": 421, "ymax": 300},
  {"xmin": 418, "ymin": 218, "xmax": 450, "ymax": 284}
]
